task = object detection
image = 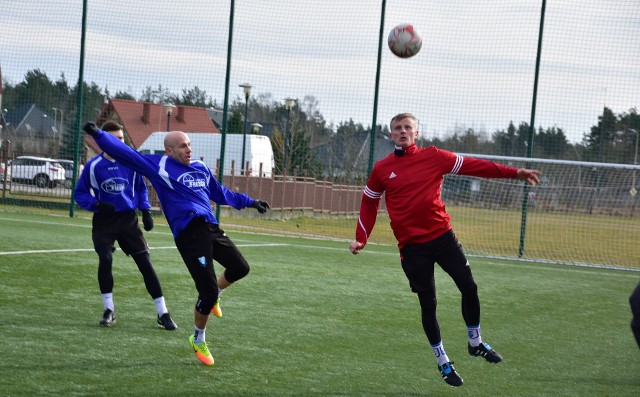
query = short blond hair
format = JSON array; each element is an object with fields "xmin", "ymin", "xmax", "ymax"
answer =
[{"xmin": 390, "ymin": 112, "xmax": 418, "ymax": 126}]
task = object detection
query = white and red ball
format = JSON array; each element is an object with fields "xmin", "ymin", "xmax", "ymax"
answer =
[{"xmin": 388, "ymin": 23, "xmax": 422, "ymax": 58}]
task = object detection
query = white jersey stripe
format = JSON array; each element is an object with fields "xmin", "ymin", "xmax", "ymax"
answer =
[
  {"xmin": 89, "ymin": 156, "xmax": 101, "ymax": 189},
  {"xmin": 450, "ymin": 154, "xmax": 464, "ymax": 174},
  {"xmin": 159, "ymin": 156, "xmax": 174, "ymax": 189},
  {"xmin": 363, "ymin": 186, "xmax": 382, "ymax": 200},
  {"xmin": 357, "ymin": 217, "xmax": 369, "ymax": 240},
  {"xmin": 131, "ymin": 171, "xmax": 137, "ymax": 199}
]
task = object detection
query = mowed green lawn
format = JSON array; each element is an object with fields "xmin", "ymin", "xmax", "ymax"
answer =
[{"xmin": 0, "ymin": 209, "xmax": 638, "ymax": 396}]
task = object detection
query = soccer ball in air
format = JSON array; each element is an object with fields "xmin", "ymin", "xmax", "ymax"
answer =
[{"xmin": 388, "ymin": 23, "xmax": 422, "ymax": 58}]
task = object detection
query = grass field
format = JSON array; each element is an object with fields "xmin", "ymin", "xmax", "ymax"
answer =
[{"xmin": 0, "ymin": 209, "xmax": 639, "ymax": 396}]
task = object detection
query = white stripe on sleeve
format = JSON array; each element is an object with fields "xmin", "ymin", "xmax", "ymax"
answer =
[
  {"xmin": 159, "ymin": 156, "xmax": 174, "ymax": 189},
  {"xmin": 450, "ymin": 154, "xmax": 463, "ymax": 174},
  {"xmin": 357, "ymin": 217, "xmax": 369, "ymax": 240},
  {"xmin": 363, "ymin": 186, "xmax": 382, "ymax": 200},
  {"xmin": 89, "ymin": 157, "xmax": 101, "ymax": 190}
]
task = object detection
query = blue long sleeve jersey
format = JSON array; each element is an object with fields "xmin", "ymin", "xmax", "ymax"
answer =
[
  {"xmin": 75, "ymin": 154, "xmax": 151, "ymax": 213},
  {"xmin": 90, "ymin": 129, "xmax": 255, "ymax": 238}
]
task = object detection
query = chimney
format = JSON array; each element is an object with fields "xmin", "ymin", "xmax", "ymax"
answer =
[
  {"xmin": 177, "ymin": 106, "xmax": 185, "ymax": 123},
  {"xmin": 142, "ymin": 103, "xmax": 150, "ymax": 124}
]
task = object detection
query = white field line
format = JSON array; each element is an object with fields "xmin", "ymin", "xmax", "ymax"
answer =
[
  {"xmin": 1, "ymin": 243, "xmax": 633, "ymax": 279},
  {"xmin": 0, "ymin": 216, "xmax": 637, "ymax": 278},
  {"xmin": 0, "ymin": 243, "xmax": 289, "ymax": 256}
]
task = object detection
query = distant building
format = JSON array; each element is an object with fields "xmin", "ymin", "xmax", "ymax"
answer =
[
  {"xmin": 87, "ymin": 99, "xmax": 220, "ymax": 157},
  {"xmin": 2, "ymin": 104, "xmax": 61, "ymax": 156}
]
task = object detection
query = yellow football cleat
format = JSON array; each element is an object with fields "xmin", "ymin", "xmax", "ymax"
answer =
[
  {"xmin": 189, "ymin": 334, "xmax": 214, "ymax": 366},
  {"xmin": 211, "ymin": 298, "xmax": 223, "ymax": 318}
]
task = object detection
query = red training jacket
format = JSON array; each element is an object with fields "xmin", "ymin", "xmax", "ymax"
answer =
[{"xmin": 355, "ymin": 144, "xmax": 518, "ymax": 248}]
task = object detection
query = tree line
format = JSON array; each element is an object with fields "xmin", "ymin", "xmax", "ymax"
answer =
[{"xmin": 1, "ymin": 69, "xmax": 638, "ymax": 180}]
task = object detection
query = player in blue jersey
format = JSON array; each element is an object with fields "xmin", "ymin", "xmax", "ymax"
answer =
[
  {"xmin": 75, "ymin": 121, "xmax": 177, "ymax": 330},
  {"xmin": 83, "ymin": 121, "xmax": 270, "ymax": 366}
]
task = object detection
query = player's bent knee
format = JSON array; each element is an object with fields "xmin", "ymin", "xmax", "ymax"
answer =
[
  {"xmin": 195, "ymin": 295, "xmax": 217, "ymax": 315},
  {"xmin": 226, "ymin": 262, "xmax": 250, "ymax": 283}
]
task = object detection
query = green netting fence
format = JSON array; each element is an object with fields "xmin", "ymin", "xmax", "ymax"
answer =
[{"xmin": 1, "ymin": 1, "xmax": 639, "ymax": 268}]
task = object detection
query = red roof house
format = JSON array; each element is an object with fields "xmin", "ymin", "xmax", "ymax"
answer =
[{"xmin": 86, "ymin": 99, "xmax": 219, "ymax": 156}]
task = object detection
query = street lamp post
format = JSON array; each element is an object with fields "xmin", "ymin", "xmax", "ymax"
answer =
[
  {"xmin": 51, "ymin": 107, "xmax": 64, "ymax": 138},
  {"xmin": 164, "ymin": 103, "xmax": 175, "ymax": 131},
  {"xmin": 239, "ymin": 83, "xmax": 252, "ymax": 175},
  {"xmin": 51, "ymin": 107, "xmax": 59, "ymax": 127},
  {"xmin": 283, "ymin": 98, "xmax": 295, "ymax": 174},
  {"xmin": 251, "ymin": 122, "xmax": 263, "ymax": 135}
]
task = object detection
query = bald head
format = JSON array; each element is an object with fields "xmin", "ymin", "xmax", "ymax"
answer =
[{"xmin": 164, "ymin": 131, "xmax": 192, "ymax": 165}]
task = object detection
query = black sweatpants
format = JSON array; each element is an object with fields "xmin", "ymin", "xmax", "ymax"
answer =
[{"xmin": 399, "ymin": 230, "xmax": 480, "ymax": 345}]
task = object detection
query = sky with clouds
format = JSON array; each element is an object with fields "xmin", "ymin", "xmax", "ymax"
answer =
[{"xmin": 1, "ymin": 0, "xmax": 639, "ymax": 143}]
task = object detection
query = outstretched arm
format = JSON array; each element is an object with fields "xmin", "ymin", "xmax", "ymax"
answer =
[
  {"xmin": 83, "ymin": 122, "xmax": 157, "ymax": 178},
  {"xmin": 453, "ymin": 154, "xmax": 542, "ymax": 185}
]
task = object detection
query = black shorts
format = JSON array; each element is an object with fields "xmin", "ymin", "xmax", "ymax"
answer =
[
  {"xmin": 399, "ymin": 230, "xmax": 470, "ymax": 293},
  {"xmin": 175, "ymin": 217, "xmax": 249, "ymax": 297},
  {"xmin": 92, "ymin": 211, "xmax": 148, "ymax": 256}
]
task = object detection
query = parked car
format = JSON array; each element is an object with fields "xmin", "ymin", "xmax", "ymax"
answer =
[
  {"xmin": 0, "ymin": 162, "xmax": 11, "ymax": 183},
  {"xmin": 10, "ymin": 156, "xmax": 66, "ymax": 188},
  {"xmin": 55, "ymin": 159, "xmax": 84, "ymax": 189}
]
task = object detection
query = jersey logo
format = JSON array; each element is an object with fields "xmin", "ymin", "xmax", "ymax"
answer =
[
  {"xmin": 177, "ymin": 171, "xmax": 208, "ymax": 191},
  {"xmin": 100, "ymin": 177, "xmax": 129, "ymax": 194},
  {"xmin": 389, "ymin": 172, "xmax": 397, "ymax": 179}
]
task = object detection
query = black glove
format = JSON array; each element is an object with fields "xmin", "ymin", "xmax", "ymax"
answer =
[
  {"xmin": 95, "ymin": 201, "xmax": 116, "ymax": 214},
  {"xmin": 251, "ymin": 200, "xmax": 270, "ymax": 214},
  {"xmin": 83, "ymin": 121, "xmax": 100, "ymax": 137},
  {"xmin": 141, "ymin": 210, "xmax": 154, "ymax": 231}
]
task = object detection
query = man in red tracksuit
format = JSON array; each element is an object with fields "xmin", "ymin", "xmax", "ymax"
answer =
[{"xmin": 349, "ymin": 113, "xmax": 541, "ymax": 387}]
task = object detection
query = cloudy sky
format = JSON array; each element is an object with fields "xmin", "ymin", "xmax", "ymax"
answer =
[{"xmin": 2, "ymin": 0, "xmax": 639, "ymax": 143}]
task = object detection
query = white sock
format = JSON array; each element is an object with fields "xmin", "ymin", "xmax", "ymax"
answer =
[
  {"xmin": 153, "ymin": 296, "xmax": 168, "ymax": 315},
  {"xmin": 468, "ymin": 325, "xmax": 482, "ymax": 347},
  {"xmin": 194, "ymin": 326, "xmax": 206, "ymax": 345},
  {"xmin": 101, "ymin": 293, "xmax": 114, "ymax": 312},
  {"xmin": 431, "ymin": 341, "xmax": 450, "ymax": 366},
  {"xmin": 218, "ymin": 288, "xmax": 225, "ymax": 298}
]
